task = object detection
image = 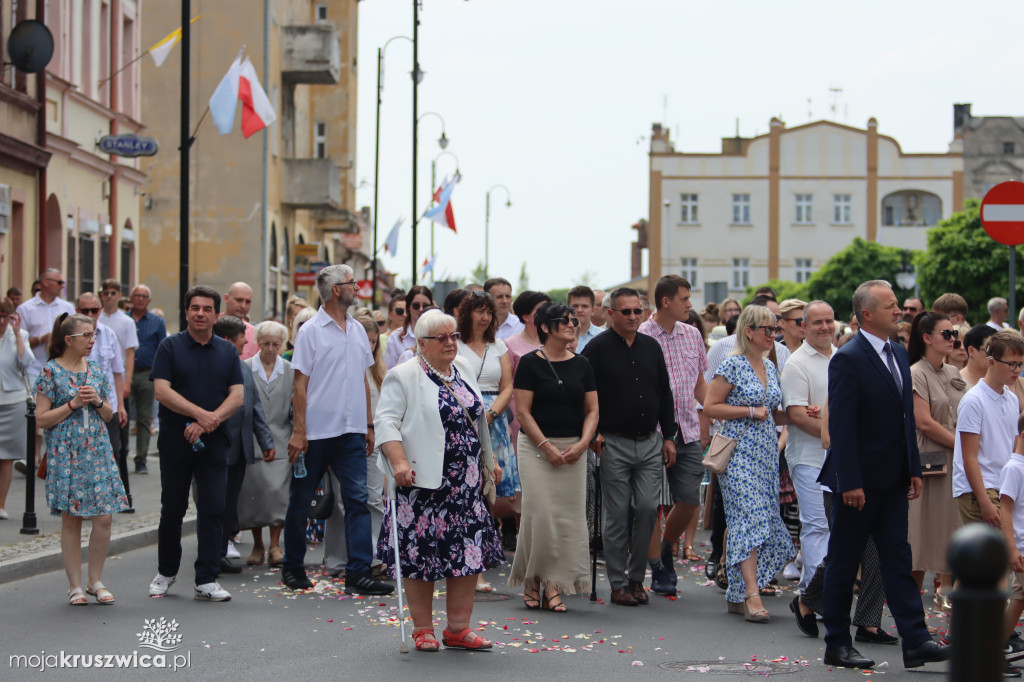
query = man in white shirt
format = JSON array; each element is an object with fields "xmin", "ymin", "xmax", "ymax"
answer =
[
  {"xmin": 283, "ymin": 264, "xmax": 393, "ymax": 596},
  {"xmin": 99, "ymin": 278, "xmax": 139, "ymax": 503},
  {"xmin": 485, "ymin": 277, "xmax": 524, "ymax": 340},
  {"xmin": 780, "ymin": 301, "xmax": 835, "ymax": 594},
  {"xmin": 15, "ymin": 268, "xmax": 75, "ymax": 383},
  {"xmin": 987, "ymin": 297, "xmax": 1012, "ymax": 331},
  {"xmin": 568, "ymin": 285, "xmax": 602, "ymax": 352}
]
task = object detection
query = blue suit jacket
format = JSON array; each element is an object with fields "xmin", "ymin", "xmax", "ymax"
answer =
[{"xmin": 819, "ymin": 330, "xmax": 922, "ymax": 493}]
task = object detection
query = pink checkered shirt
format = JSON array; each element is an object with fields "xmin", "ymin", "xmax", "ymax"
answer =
[{"xmin": 638, "ymin": 317, "xmax": 708, "ymax": 443}]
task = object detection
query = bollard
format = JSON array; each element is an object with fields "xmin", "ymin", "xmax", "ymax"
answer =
[
  {"xmin": 19, "ymin": 397, "xmax": 38, "ymax": 535},
  {"xmin": 948, "ymin": 524, "xmax": 1008, "ymax": 682}
]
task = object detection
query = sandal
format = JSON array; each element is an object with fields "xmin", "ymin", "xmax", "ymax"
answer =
[
  {"xmin": 247, "ymin": 548, "xmax": 265, "ymax": 566},
  {"xmin": 744, "ymin": 592, "xmax": 770, "ymax": 623},
  {"xmin": 759, "ymin": 585, "xmax": 780, "ymax": 597},
  {"xmin": 412, "ymin": 628, "xmax": 440, "ymax": 652},
  {"xmin": 523, "ymin": 586, "xmax": 541, "ymax": 610},
  {"xmin": 86, "ymin": 581, "xmax": 115, "ymax": 604},
  {"xmin": 68, "ymin": 587, "xmax": 88, "ymax": 606},
  {"xmin": 475, "ymin": 581, "xmax": 496, "ymax": 593},
  {"xmin": 683, "ymin": 545, "xmax": 700, "ymax": 562},
  {"xmin": 543, "ymin": 591, "xmax": 568, "ymax": 613},
  {"xmin": 442, "ymin": 627, "xmax": 493, "ymax": 650},
  {"xmin": 714, "ymin": 562, "xmax": 729, "ymax": 591}
]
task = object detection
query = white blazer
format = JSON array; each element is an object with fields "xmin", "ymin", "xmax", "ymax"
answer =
[{"xmin": 375, "ymin": 355, "xmax": 494, "ymax": 490}]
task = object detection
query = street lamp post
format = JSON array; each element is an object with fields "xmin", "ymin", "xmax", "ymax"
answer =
[
  {"xmin": 411, "ymin": 0, "xmax": 420, "ymax": 284},
  {"xmin": 430, "ymin": 150, "xmax": 460, "ymax": 265},
  {"xmin": 372, "ymin": 35, "xmax": 412, "ymax": 308},
  {"xmin": 484, "ymin": 185, "xmax": 512, "ymax": 279}
]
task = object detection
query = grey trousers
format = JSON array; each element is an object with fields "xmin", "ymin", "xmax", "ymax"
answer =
[
  {"xmin": 131, "ymin": 369, "xmax": 155, "ymax": 465},
  {"xmin": 323, "ymin": 457, "xmax": 386, "ymax": 573},
  {"xmin": 600, "ymin": 433, "xmax": 663, "ymax": 590}
]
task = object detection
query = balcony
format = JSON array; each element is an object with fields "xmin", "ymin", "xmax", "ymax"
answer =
[
  {"xmin": 281, "ymin": 159, "xmax": 341, "ymax": 210},
  {"xmin": 281, "ymin": 25, "xmax": 341, "ymax": 84}
]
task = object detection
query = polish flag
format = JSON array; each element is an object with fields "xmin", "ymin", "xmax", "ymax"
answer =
[
  {"xmin": 238, "ymin": 58, "xmax": 277, "ymax": 139},
  {"xmin": 423, "ymin": 173, "xmax": 459, "ymax": 233}
]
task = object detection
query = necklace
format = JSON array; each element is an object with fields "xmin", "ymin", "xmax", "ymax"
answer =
[{"xmin": 421, "ymin": 357, "xmax": 455, "ymax": 383}]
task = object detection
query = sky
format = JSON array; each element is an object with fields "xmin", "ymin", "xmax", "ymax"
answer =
[{"xmin": 354, "ymin": 0, "xmax": 1024, "ymax": 293}]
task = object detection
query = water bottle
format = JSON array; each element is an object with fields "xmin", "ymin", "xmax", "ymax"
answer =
[
  {"xmin": 184, "ymin": 422, "xmax": 205, "ymax": 452},
  {"xmin": 293, "ymin": 452, "xmax": 307, "ymax": 478}
]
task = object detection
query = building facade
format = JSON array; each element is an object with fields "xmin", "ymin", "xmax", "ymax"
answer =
[
  {"xmin": 954, "ymin": 103, "xmax": 1024, "ymax": 201},
  {"xmin": 0, "ymin": 0, "xmax": 143, "ymax": 299},
  {"xmin": 139, "ymin": 0, "xmax": 365, "ymax": 327},
  {"xmin": 647, "ymin": 118, "xmax": 963, "ymax": 308}
]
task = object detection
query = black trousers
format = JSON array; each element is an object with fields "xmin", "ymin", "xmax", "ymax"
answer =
[
  {"xmin": 709, "ymin": 475, "xmax": 727, "ymax": 561},
  {"xmin": 221, "ymin": 457, "xmax": 247, "ymax": 555},
  {"xmin": 108, "ymin": 410, "xmax": 131, "ymax": 506},
  {"xmin": 157, "ymin": 434, "xmax": 227, "ymax": 586},
  {"xmin": 822, "ymin": 486, "xmax": 930, "ymax": 652}
]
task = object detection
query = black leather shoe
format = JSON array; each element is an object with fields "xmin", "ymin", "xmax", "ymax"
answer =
[
  {"xmin": 903, "ymin": 639, "xmax": 952, "ymax": 668},
  {"xmin": 855, "ymin": 626, "xmax": 899, "ymax": 645},
  {"xmin": 790, "ymin": 596, "xmax": 818, "ymax": 638},
  {"xmin": 824, "ymin": 645, "xmax": 875, "ymax": 669},
  {"xmin": 219, "ymin": 557, "xmax": 242, "ymax": 574},
  {"xmin": 281, "ymin": 567, "xmax": 314, "ymax": 590},
  {"xmin": 705, "ymin": 559, "xmax": 719, "ymax": 581}
]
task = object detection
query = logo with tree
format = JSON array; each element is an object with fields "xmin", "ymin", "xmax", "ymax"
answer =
[{"xmin": 136, "ymin": 617, "xmax": 183, "ymax": 652}]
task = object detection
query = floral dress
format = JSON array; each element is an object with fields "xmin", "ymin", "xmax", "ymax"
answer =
[
  {"xmin": 377, "ymin": 365, "xmax": 506, "ymax": 581},
  {"xmin": 37, "ymin": 359, "xmax": 129, "ymax": 516},
  {"xmin": 715, "ymin": 354, "xmax": 795, "ymax": 603}
]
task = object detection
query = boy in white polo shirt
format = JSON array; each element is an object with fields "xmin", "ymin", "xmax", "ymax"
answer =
[
  {"xmin": 953, "ymin": 331, "xmax": 1024, "ymax": 526},
  {"xmin": 1000, "ymin": 411, "xmax": 1024, "ymax": 665}
]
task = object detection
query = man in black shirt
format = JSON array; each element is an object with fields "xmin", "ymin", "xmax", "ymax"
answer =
[{"xmin": 582, "ymin": 287, "xmax": 676, "ymax": 606}]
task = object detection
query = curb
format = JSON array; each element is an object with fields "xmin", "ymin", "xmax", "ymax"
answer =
[{"xmin": 0, "ymin": 516, "xmax": 196, "ymax": 585}]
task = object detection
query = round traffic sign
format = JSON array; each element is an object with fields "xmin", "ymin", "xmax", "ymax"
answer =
[{"xmin": 981, "ymin": 181, "xmax": 1024, "ymax": 246}]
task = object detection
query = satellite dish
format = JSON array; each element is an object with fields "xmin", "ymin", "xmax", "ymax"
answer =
[{"xmin": 7, "ymin": 20, "xmax": 54, "ymax": 74}]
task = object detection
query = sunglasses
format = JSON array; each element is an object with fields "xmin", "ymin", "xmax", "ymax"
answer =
[
  {"xmin": 410, "ymin": 302, "xmax": 430, "ymax": 311},
  {"xmin": 613, "ymin": 308, "xmax": 644, "ymax": 317},
  {"xmin": 78, "ymin": 307, "xmax": 101, "ymax": 315},
  {"xmin": 46, "ymin": 279, "xmax": 66, "ymax": 286},
  {"xmin": 101, "ymin": 290, "xmax": 120, "ymax": 296},
  {"xmin": 952, "ymin": 340, "xmax": 963, "ymax": 350},
  {"xmin": 67, "ymin": 331, "xmax": 96, "ymax": 340},
  {"xmin": 783, "ymin": 317, "xmax": 803, "ymax": 325},
  {"xmin": 932, "ymin": 329, "xmax": 959, "ymax": 341},
  {"xmin": 552, "ymin": 316, "xmax": 580, "ymax": 328},
  {"xmin": 752, "ymin": 325, "xmax": 782, "ymax": 336},
  {"xmin": 423, "ymin": 332, "xmax": 461, "ymax": 344},
  {"xmin": 393, "ymin": 307, "xmax": 405, "ymax": 316},
  {"xmin": 991, "ymin": 357, "xmax": 1024, "ymax": 371},
  {"xmin": 471, "ymin": 291, "xmax": 494, "ymax": 301},
  {"xmin": 376, "ymin": 320, "xmax": 387, "ymax": 328}
]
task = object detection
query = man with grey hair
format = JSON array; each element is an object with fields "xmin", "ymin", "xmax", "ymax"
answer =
[
  {"xmin": 281, "ymin": 264, "xmax": 393, "ymax": 595},
  {"xmin": 15, "ymin": 268, "xmax": 75, "ymax": 382},
  {"xmin": 987, "ymin": 296, "xmax": 1011, "ymax": 330},
  {"xmin": 819, "ymin": 279, "xmax": 948, "ymax": 670},
  {"xmin": 129, "ymin": 284, "xmax": 167, "ymax": 473}
]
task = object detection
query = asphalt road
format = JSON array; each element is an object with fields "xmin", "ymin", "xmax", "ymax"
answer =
[{"xmin": 0, "ymin": 534, "xmax": 956, "ymax": 681}]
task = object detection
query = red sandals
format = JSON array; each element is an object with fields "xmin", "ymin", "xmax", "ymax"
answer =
[
  {"xmin": 442, "ymin": 627, "xmax": 493, "ymax": 650},
  {"xmin": 412, "ymin": 629, "xmax": 439, "ymax": 652}
]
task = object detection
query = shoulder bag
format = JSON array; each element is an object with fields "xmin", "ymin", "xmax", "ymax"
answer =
[
  {"xmin": 702, "ymin": 413, "xmax": 755, "ymax": 475},
  {"xmin": 919, "ymin": 451, "xmax": 947, "ymax": 476}
]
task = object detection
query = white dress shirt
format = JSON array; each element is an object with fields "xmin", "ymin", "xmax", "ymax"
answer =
[
  {"xmin": 88, "ymin": 322, "xmax": 124, "ymax": 412},
  {"xmin": 98, "ymin": 309, "xmax": 139, "ymax": 358},
  {"xmin": 16, "ymin": 294, "xmax": 75, "ymax": 378},
  {"xmin": 496, "ymin": 314, "xmax": 524, "ymax": 341},
  {"xmin": 250, "ymin": 353, "xmax": 284, "ymax": 387}
]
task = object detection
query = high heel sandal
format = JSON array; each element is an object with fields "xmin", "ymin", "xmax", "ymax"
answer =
[
  {"xmin": 744, "ymin": 592, "xmax": 770, "ymax": 623},
  {"xmin": 683, "ymin": 545, "xmax": 700, "ymax": 562},
  {"xmin": 543, "ymin": 591, "xmax": 567, "ymax": 612},
  {"xmin": 523, "ymin": 586, "xmax": 541, "ymax": 610},
  {"xmin": 412, "ymin": 628, "xmax": 439, "ymax": 652},
  {"xmin": 933, "ymin": 590, "xmax": 952, "ymax": 613}
]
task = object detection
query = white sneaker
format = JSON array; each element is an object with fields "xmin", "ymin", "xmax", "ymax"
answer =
[
  {"xmin": 149, "ymin": 574, "xmax": 176, "ymax": 596},
  {"xmin": 783, "ymin": 561, "xmax": 800, "ymax": 581},
  {"xmin": 794, "ymin": 550, "xmax": 803, "ymax": 569},
  {"xmin": 225, "ymin": 541, "xmax": 241, "ymax": 559},
  {"xmin": 0, "ymin": 508, "xmax": 8, "ymax": 520},
  {"xmin": 194, "ymin": 582, "xmax": 231, "ymax": 602}
]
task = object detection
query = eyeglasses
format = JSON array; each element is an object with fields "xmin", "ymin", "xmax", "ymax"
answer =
[
  {"xmin": 101, "ymin": 290, "xmax": 120, "ymax": 297},
  {"xmin": 931, "ymin": 329, "xmax": 959, "ymax": 341},
  {"xmin": 410, "ymin": 302, "xmax": 430, "ymax": 311},
  {"xmin": 752, "ymin": 325, "xmax": 782, "ymax": 336},
  {"xmin": 782, "ymin": 317, "xmax": 803, "ymax": 325},
  {"xmin": 77, "ymin": 307, "xmax": 101, "ymax": 315},
  {"xmin": 334, "ymin": 280, "xmax": 359, "ymax": 288},
  {"xmin": 991, "ymin": 357, "xmax": 1024, "ymax": 371},
  {"xmin": 393, "ymin": 307, "xmax": 405, "ymax": 316},
  {"xmin": 67, "ymin": 331, "xmax": 96, "ymax": 340},
  {"xmin": 46, "ymin": 279, "xmax": 66, "ymax": 286},
  {"xmin": 612, "ymin": 308, "xmax": 643, "ymax": 317},
  {"xmin": 553, "ymin": 316, "xmax": 581, "ymax": 328},
  {"xmin": 422, "ymin": 331, "xmax": 461, "ymax": 344}
]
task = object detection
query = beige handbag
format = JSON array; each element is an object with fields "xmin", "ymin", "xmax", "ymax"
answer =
[{"xmin": 702, "ymin": 421, "xmax": 753, "ymax": 475}]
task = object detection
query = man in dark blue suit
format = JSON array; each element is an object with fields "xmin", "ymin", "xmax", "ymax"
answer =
[{"xmin": 820, "ymin": 280, "xmax": 951, "ymax": 670}]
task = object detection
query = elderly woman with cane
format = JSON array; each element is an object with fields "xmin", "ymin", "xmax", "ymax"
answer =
[{"xmin": 375, "ymin": 310, "xmax": 504, "ymax": 652}]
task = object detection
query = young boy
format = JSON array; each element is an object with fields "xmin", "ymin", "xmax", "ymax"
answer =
[{"xmin": 1000, "ymin": 412, "xmax": 1024, "ymax": 669}]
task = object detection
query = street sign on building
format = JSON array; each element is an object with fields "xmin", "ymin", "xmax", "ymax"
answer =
[
  {"xmin": 295, "ymin": 243, "xmax": 320, "ymax": 258},
  {"xmin": 294, "ymin": 272, "xmax": 316, "ymax": 286},
  {"xmin": 97, "ymin": 134, "xmax": 159, "ymax": 157},
  {"xmin": 981, "ymin": 181, "xmax": 1024, "ymax": 246},
  {"xmin": 357, "ymin": 280, "xmax": 372, "ymax": 300}
]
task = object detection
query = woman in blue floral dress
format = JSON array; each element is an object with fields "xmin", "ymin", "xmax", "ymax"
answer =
[
  {"xmin": 35, "ymin": 313, "xmax": 129, "ymax": 606},
  {"xmin": 704, "ymin": 305, "xmax": 795, "ymax": 623},
  {"xmin": 376, "ymin": 310, "xmax": 505, "ymax": 652}
]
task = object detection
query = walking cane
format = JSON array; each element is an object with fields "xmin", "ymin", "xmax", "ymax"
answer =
[
  {"xmin": 590, "ymin": 453, "xmax": 602, "ymax": 602},
  {"xmin": 386, "ymin": 468, "xmax": 410, "ymax": 654}
]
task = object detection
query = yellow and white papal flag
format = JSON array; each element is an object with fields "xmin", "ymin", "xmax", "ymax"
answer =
[{"xmin": 148, "ymin": 16, "xmax": 201, "ymax": 67}]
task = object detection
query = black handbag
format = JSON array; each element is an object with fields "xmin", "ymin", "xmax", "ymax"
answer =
[
  {"xmin": 919, "ymin": 451, "xmax": 947, "ymax": 477},
  {"xmin": 308, "ymin": 475, "xmax": 335, "ymax": 519}
]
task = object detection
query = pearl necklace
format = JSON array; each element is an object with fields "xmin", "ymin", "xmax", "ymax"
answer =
[{"xmin": 421, "ymin": 357, "xmax": 455, "ymax": 383}]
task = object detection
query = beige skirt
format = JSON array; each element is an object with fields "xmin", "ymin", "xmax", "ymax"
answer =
[
  {"xmin": 507, "ymin": 434, "xmax": 591, "ymax": 595},
  {"xmin": 908, "ymin": 450, "xmax": 961, "ymax": 573}
]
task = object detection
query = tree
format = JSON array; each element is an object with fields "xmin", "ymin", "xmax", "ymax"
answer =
[
  {"xmin": 467, "ymin": 261, "xmax": 488, "ymax": 287},
  {"xmin": 517, "ymin": 262, "xmax": 530, "ymax": 292},
  {"xmin": 916, "ymin": 199, "xmax": 1024, "ymax": 323},
  {"xmin": 546, "ymin": 287, "xmax": 571, "ymax": 304},
  {"xmin": 803, "ymin": 237, "xmax": 918, "ymax": 322},
  {"xmin": 741, "ymin": 279, "xmax": 809, "ymax": 307}
]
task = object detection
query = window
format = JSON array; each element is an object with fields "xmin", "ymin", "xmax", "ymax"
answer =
[
  {"xmin": 269, "ymin": 223, "xmax": 278, "ymax": 268},
  {"xmin": 680, "ymin": 257, "xmax": 698, "ymax": 289},
  {"xmin": 316, "ymin": 3, "xmax": 328, "ymax": 21},
  {"xmin": 100, "ymin": 235, "xmax": 110, "ymax": 279},
  {"xmin": 732, "ymin": 194, "xmax": 751, "ymax": 224},
  {"xmin": 1005, "ymin": 142, "xmax": 1016, "ymax": 155},
  {"xmin": 80, "ymin": 235, "xmax": 95, "ymax": 296},
  {"xmin": 120, "ymin": 241, "xmax": 132, "ymax": 292},
  {"xmin": 795, "ymin": 194, "xmax": 813, "ymax": 224},
  {"xmin": 732, "ymin": 258, "xmax": 750, "ymax": 290},
  {"xmin": 66, "ymin": 234, "xmax": 77, "ymax": 300},
  {"xmin": 833, "ymin": 194, "xmax": 852, "ymax": 224},
  {"xmin": 795, "ymin": 258, "xmax": 814, "ymax": 284},
  {"xmin": 679, "ymin": 193, "xmax": 698, "ymax": 224},
  {"xmin": 314, "ymin": 122, "xmax": 327, "ymax": 159}
]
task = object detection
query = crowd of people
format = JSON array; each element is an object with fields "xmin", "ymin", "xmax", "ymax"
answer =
[{"xmin": 5, "ymin": 266, "xmax": 1024, "ymax": 668}]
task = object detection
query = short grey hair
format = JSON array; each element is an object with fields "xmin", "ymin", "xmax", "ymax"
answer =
[
  {"xmin": 315, "ymin": 264, "xmax": 354, "ymax": 303},
  {"xmin": 852, "ymin": 279, "xmax": 892, "ymax": 324},
  {"xmin": 414, "ymin": 309, "xmax": 456, "ymax": 340},
  {"xmin": 989, "ymin": 297, "xmax": 1008, "ymax": 315},
  {"xmin": 254, "ymin": 320, "xmax": 288, "ymax": 344},
  {"xmin": 601, "ymin": 292, "xmax": 612, "ymax": 309},
  {"xmin": 803, "ymin": 300, "xmax": 834, "ymax": 319}
]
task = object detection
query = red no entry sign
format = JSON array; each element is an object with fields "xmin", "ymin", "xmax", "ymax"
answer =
[{"xmin": 981, "ymin": 181, "xmax": 1024, "ymax": 246}]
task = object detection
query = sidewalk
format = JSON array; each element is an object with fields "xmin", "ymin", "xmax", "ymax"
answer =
[{"xmin": 0, "ymin": 422, "xmax": 195, "ymax": 584}]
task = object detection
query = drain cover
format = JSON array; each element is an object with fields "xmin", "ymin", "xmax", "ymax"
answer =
[
  {"xmin": 473, "ymin": 592, "xmax": 512, "ymax": 602},
  {"xmin": 660, "ymin": 660, "xmax": 801, "ymax": 675}
]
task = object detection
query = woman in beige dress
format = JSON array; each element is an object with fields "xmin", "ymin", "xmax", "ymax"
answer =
[{"xmin": 906, "ymin": 311, "xmax": 967, "ymax": 611}]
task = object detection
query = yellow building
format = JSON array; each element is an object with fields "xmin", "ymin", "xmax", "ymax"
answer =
[
  {"xmin": 0, "ymin": 0, "xmax": 142, "ymax": 298},
  {"xmin": 139, "ymin": 0, "xmax": 362, "ymax": 327}
]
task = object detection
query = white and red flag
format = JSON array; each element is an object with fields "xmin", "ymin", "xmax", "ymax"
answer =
[{"xmin": 423, "ymin": 173, "xmax": 459, "ymax": 233}]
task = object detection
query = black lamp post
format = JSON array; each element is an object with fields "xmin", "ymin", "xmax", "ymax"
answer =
[{"xmin": 484, "ymin": 185, "xmax": 512, "ymax": 278}]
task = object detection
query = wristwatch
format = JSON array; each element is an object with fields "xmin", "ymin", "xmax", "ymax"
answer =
[{"xmin": 487, "ymin": 409, "xmax": 499, "ymax": 420}]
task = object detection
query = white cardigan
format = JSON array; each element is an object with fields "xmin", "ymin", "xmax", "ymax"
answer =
[{"xmin": 375, "ymin": 355, "xmax": 494, "ymax": 490}]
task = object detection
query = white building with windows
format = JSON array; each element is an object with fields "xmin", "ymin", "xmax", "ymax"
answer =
[{"xmin": 646, "ymin": 117, "xmax": 963, "ymax": 308}]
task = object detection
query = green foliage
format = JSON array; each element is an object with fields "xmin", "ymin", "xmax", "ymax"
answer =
[
  {"xmin": 741, "ymin": 279, "xmax": 809, "ymax": 307},
  {"xmin": 467, "ymin": 261, "xmax": 488, "ymax": 287},
  {"xmin": 518, "ymin": 262, "xmax": 530, "ymax": 292},
  {"xmin": 916, "ymin": 199, "xmax": 1023, "ymax": 323},
  {"xmin": 546, "ymin": 287, "xmax": 571, "ymax": 304},
  {"xmin": 803, "ymin": 237, "xmax": 918, "ymax": 321}
]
